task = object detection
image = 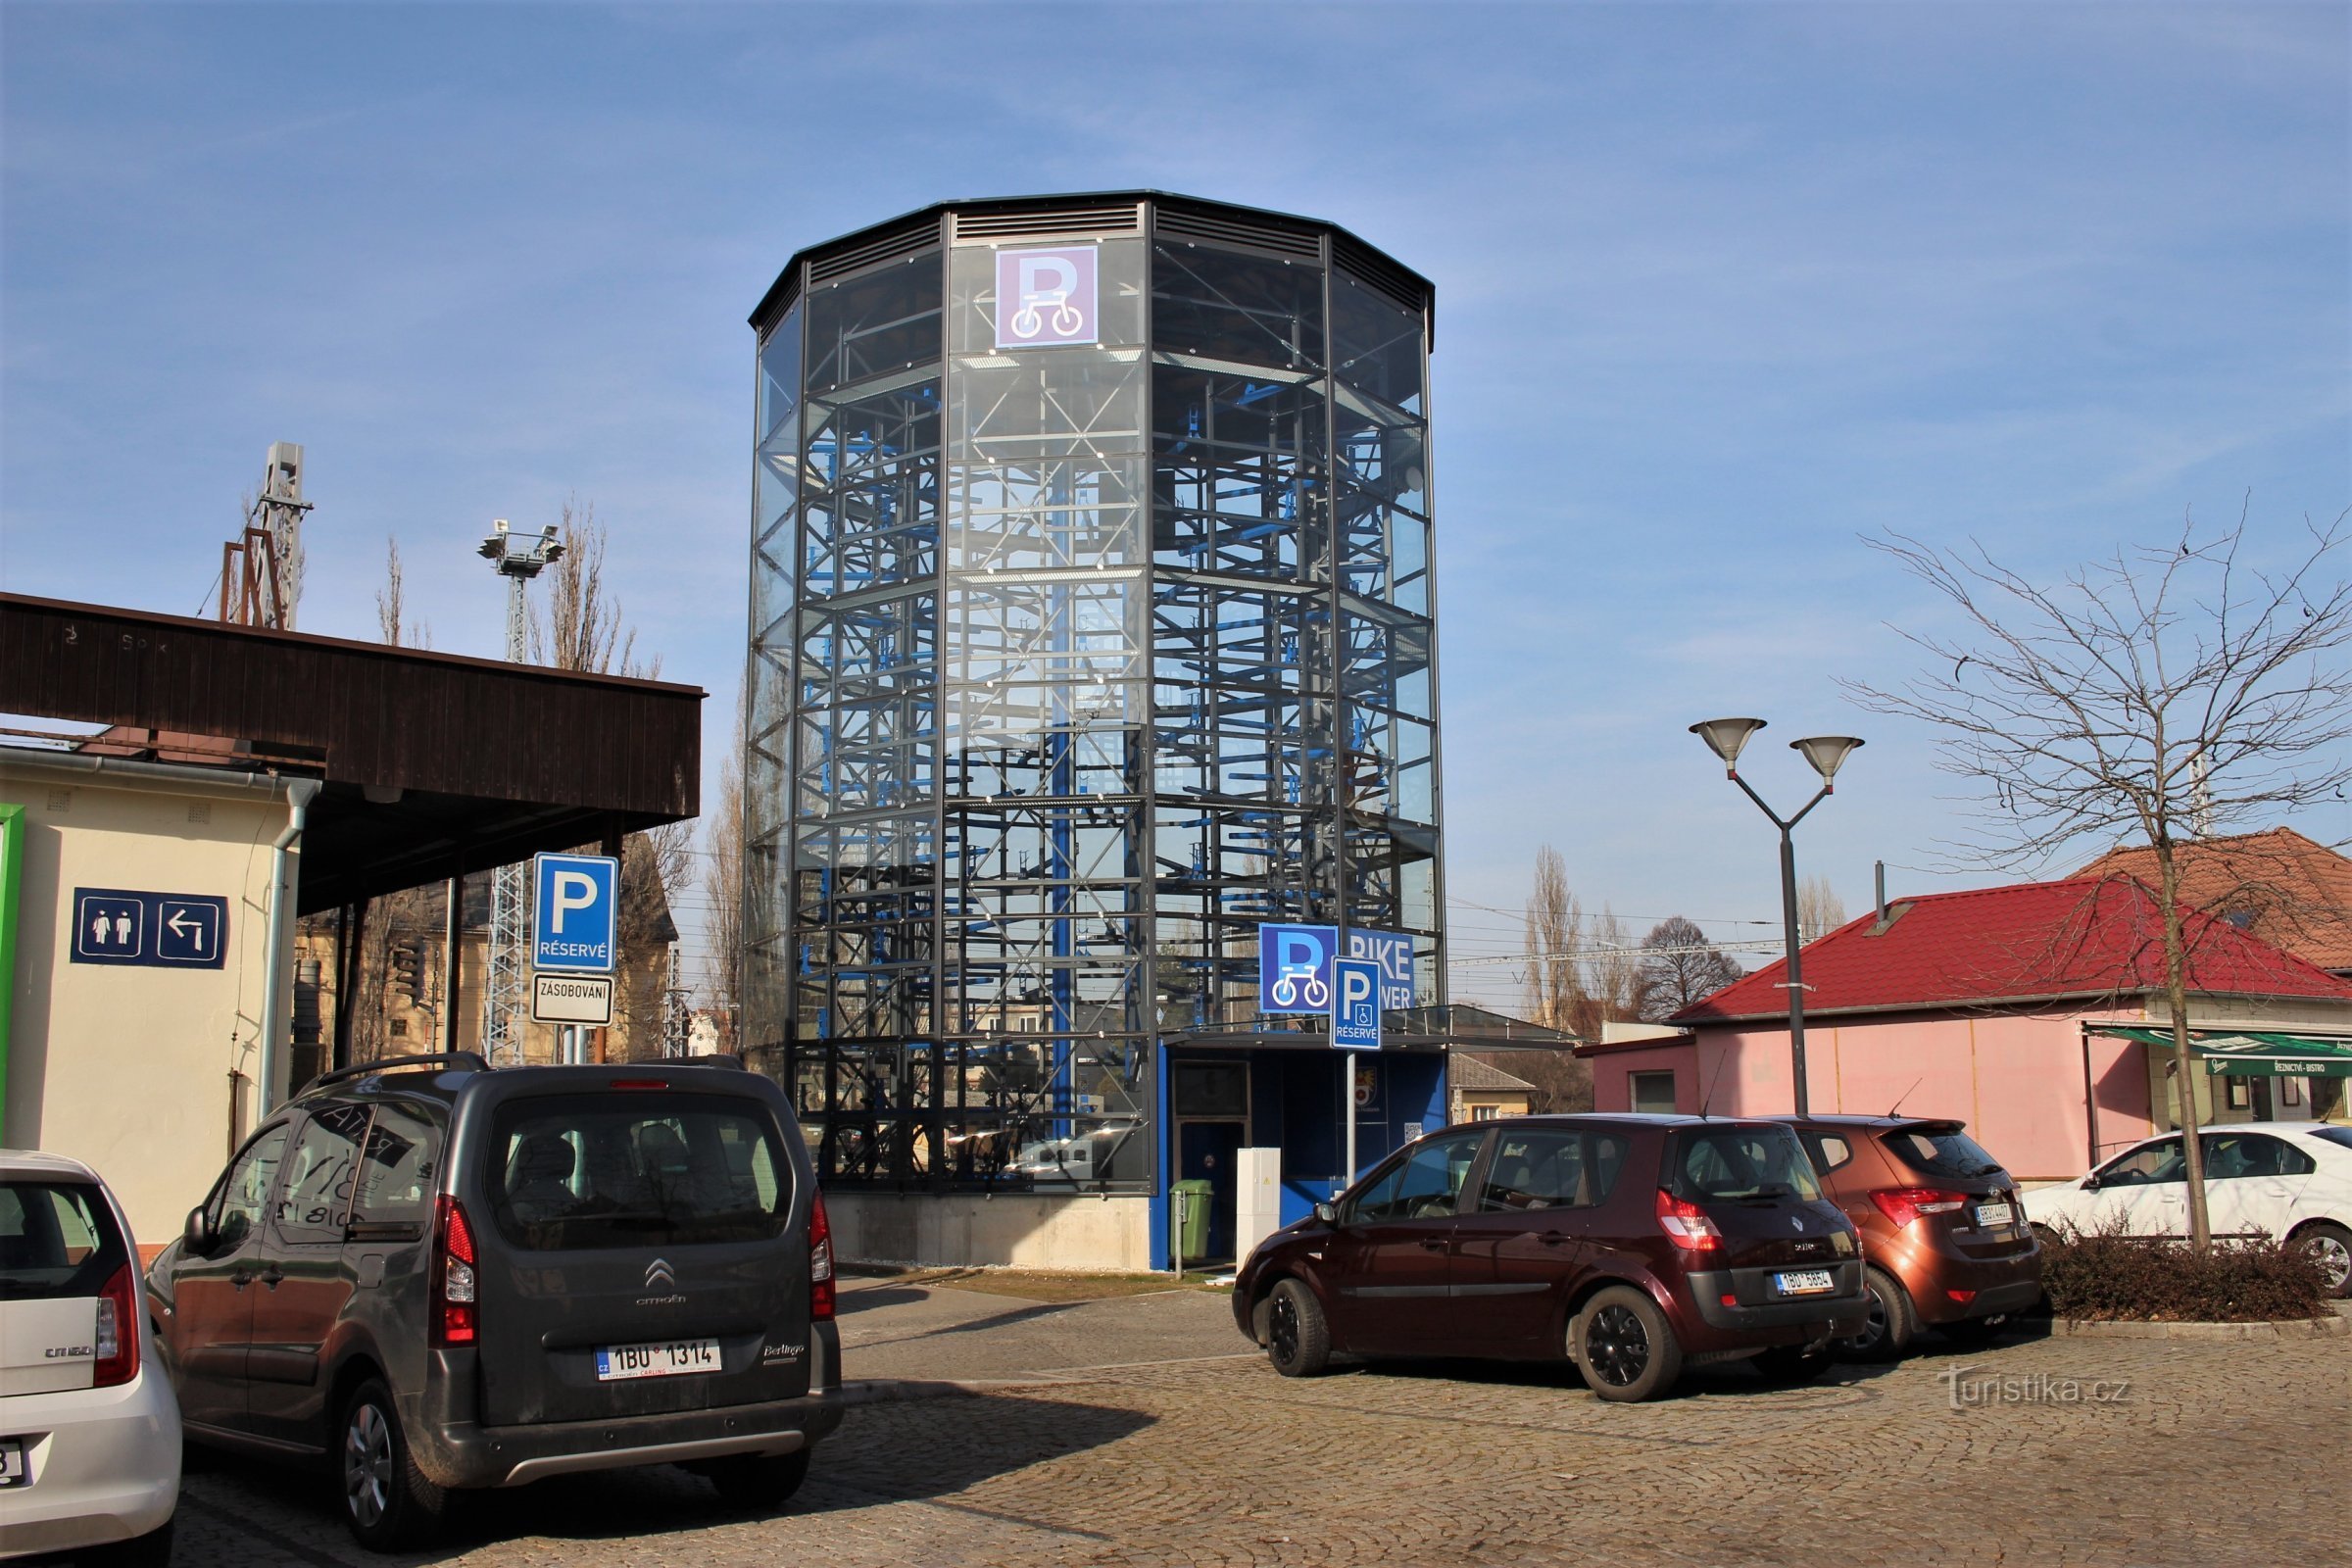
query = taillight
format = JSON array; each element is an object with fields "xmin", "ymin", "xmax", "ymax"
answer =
[
  {"xmin": 808, "ymin": 1189, "xmax": 835, "ymax": 1322},
  {"xmin": 431, "ymin": 1196, "xmax": 478, "ymax": 1347},
  {"xmin": 1871, "ymin": 1187, "xmax": 1969, "ymax": 1228},
  {"xmin": 93, "ymin": 1262, "xmax": 139, "ymax": 1388},
  {"xmin": 1655, "ymin": 1189, "xmax": 1723, "ymax": 1251}
]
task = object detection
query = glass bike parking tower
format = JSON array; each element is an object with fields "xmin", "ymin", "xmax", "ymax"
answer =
[{"xmin": 742, "ymin": 193, "xmax": 1445, "ymax": 1268}]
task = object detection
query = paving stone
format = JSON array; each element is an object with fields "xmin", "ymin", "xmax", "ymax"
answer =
[{"xmin": 167, "ymin": 1286, "xmax": 2350, "ymax": 1568}]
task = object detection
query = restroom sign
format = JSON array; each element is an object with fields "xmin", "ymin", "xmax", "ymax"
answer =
[
  {"xmin": 996, "ymin": 246, "xmax": 1099, "ymax": 348},
  {"xmin": 71, "ymin": 887, "xmax": 228, "ymax": 969},
  {"xmin": 534, "ymin": 853, "xmax": 618, "ymax": 973}
]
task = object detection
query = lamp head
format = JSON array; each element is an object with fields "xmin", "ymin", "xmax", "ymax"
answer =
[
  {"xmin": 1792, "ymin": 735, "xmax": 1865, "ymax": 785},
  {"xmin": 1690, "ymin": 717, "xmax": 1768, "ymax": 774}
]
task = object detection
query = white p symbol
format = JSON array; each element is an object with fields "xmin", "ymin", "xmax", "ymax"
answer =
[
  {"xmin": 1018, "ymin": 255, "xmax": 1075, "ymax": 306},
  {"xmin": 1344, "ymin": 967, "xmax": 1373, "ymax": 1011},
  {"xmin": 551, "ymin": 871, "xmax": 599, "ymax": 934}
]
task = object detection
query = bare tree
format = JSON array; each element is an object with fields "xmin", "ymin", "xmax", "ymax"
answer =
[
  {"xmin": 1636, "ymin": 916, "xmax": 1747, "ymax": 1021},
  {"xmin": 704, "ymin": 681, "xmax": 747, "ymax": 1051},
  {"xmin": 1797, "ymin": 874, "xmax": 1847, "ymax": 944},
  {"xmin": 531, "ymin": 497, "xmax": 636, "ymax": 676},
  {"xmin": 1846, "ymin": 509, "xmax": 2352, "ymax": 1248},
  {"xmin": 375, "ymin": 536, "xmax": 429, "ymax": 648},
  {"xmin": 1523, "ymin": 845, "xmax": 1582, "ymax": 1034}
]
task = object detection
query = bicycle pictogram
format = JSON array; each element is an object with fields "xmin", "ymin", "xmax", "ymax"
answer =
[
  {"xmin": 1268, "ymin": 971, "xmax": 1331, "ymax": 1009},
  {"xmin": 1009, "ymin": 286, "xmax": 1083, "ymax": 342}
]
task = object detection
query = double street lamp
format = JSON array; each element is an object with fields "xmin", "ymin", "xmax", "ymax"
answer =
[{"xmin": 1689, "ymin": 719, "xmax": 1865, "ymax": 1116}]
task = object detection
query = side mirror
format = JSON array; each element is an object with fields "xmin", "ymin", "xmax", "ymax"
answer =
[
  {"xmin": 1313, "ymin": 1200, "xmax": 1339, "ymax": 1225},
  {"xmin": 2081, "ymin": 1174, "xmax": 2102, "ymax": 1192},
  {"xmin": 183, "ymin": 1206, "xmax": 217, "ymax": 1254}
]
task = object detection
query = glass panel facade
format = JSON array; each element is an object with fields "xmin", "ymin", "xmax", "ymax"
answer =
[{"xmin": 744, "ymin": 205, "xmax": 1444, "ymax": 1194}]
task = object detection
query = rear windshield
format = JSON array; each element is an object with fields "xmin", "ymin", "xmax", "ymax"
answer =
[
  {"xmin": 1882, "ymin": 1125, "xmax": 2006, "ymax": 1180},
  {"xmin": 1666, "ymin": 1126, "xmax": 1823, "ymax": 1202},
  {"xmin": 1, "ymin": 1180, "xmax": 128, "ymax": 1300},
  {"xmin": 486, "ymin": 1093, "xmax": 792, "ymax": 1250},
  {"xmin": 2312, "ymin": 1127, "xmax": 2352, "ymax": 1153}
]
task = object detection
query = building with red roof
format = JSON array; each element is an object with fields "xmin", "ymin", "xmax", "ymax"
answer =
[
  {"xmin": 1575, "ymin": 876, "xmax": 2352, "ymax": 1180},
  {"xmin": 2075, "ymin": 826, "xmax": 2352, "ymax": 976}
]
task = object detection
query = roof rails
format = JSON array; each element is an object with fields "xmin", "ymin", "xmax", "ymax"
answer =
[{"xmin": 303, "ymin": 1053, "xmax": 490, "ymax": 1092}]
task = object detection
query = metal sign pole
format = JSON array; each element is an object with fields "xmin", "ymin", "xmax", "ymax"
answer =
[{"xmin": 1345, "ymin": 1058, "xmax": 1356, "ymax": 1193}]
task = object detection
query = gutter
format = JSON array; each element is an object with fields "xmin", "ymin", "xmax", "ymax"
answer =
[{"xmin": 259, "ymin": 780, "xmax": 320, "ymax": 1113}]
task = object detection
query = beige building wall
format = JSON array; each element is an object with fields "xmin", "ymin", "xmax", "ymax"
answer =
[{"xmin": 2, "ymin": 755, "xmax": 302, "ymax": 1250}]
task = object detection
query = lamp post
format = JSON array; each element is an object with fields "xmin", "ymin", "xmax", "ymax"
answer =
[
  {"xmin": 1689, "ymin": 719, "xmax": 1864, "ymax": 1116},
  {"xmin": 479, "ymin": 519, "xmax": 565, "ymax": 1064}
]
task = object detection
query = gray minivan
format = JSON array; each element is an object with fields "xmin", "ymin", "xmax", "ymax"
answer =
[{"xmin": 145, "ymin": 1054, "xmax": 843, "ymax": 1549}]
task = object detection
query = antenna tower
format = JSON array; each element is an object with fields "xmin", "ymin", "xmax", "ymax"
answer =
[{"xmin": 220, "ymin": 442, "xmax": 314, "ymax": 627}]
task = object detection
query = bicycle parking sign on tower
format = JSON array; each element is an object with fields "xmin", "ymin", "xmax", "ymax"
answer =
[{"xmin": 1258, "ymin": 923, "xmax": 1338, "ymax": 1014}]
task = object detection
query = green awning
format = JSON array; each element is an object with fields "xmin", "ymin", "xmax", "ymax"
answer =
[{"xmin": 2089, "ymin": 1025, "xmax": 2352, "ymax": 1078}]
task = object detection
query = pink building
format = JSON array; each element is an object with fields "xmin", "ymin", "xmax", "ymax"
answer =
[{"xmin": 1577, "ymin": 877, "xmax": 2352, "ymax": 1182}]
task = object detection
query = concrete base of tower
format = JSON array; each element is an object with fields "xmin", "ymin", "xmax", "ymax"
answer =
[{"xmin": 827, "ymin": 1191, "xmax": 1160, "ymax": 1273}]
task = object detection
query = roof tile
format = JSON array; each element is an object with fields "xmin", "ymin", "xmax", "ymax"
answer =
[{"xmin": 1673, "ymin": 874, "xmax": 2352, "ymax": 1023}]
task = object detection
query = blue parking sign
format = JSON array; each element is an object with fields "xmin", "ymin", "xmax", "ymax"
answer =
[
  {"xmin": 534, "ymin": 853, "xmax": 618, "ymax": 972},
  {"xmin": 1258, "ymin": 923, "xmax": 1337, "ymax": 1013},
  {"xmin": 1332, "ymin": 959, "xmax": 1381, "ymax": 1051}
]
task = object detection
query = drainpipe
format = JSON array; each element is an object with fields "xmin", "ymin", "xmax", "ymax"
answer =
[{"xmin": 259, "ymin": 779, "xmax": 320, "ymax": 1114}]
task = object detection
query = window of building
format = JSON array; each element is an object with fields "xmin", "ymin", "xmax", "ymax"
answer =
[
  {"xmin": 1629, "ymin": 1071, "xmax": 1677, "ymax": 1114},
  {"xmin": 1470, "ymin": 1103, "xmax": 1499, "ymax": 1121},
  {"xmin": 2281, "ymin": 1076, "xmax": 2307, "ymax": 1106}
]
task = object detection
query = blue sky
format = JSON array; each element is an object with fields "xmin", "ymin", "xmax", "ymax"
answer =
[{"xmin": 4, "ymin": 2, "xmax": 2346, "ymax": 1002}]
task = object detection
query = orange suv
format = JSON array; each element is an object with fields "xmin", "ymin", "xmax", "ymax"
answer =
[{"xmin": 1774, "ymin": 1115, "xmax": 2041, "ymax": 1360}]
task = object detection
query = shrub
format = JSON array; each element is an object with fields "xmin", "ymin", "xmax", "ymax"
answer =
[{"xmin": 2039, "ymin": 1215, "xmax": 2334, "ymax": 1322}]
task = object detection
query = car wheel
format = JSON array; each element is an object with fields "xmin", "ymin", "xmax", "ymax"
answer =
[
  {"xmin": 707, "ymin": 1449, "xmax": 811, "ymax": 1511},
  {"xmin": 341, "ymin": 1378, "xmax": 449, "ymax": 1552},
  {"xmin": 83, "ymin": 1518, "xmax": 174, "ymax": 1568},
  {"xmin": 1837, "ymin": 1268, "xmax": 1916, "ymax": 1363},
  {"xmin": 2294, "ymin": 1221, "xmax": 2352, "ymax": 1298},
  {"xmin": 1750, "ymin": 1344, "xmax": 1833, "ymax": 1386},
  {"xmin": 1572, "ymin": 1286, "xmax": 1683, "ymax": 1403},
  {"xmin": 1264, "ymin": 1278, "xmax": 1332, "ymax": 1378}
]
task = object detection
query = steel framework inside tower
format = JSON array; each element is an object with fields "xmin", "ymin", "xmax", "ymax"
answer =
[{"xmin": 742, "ymin": 195, "xmax": 1443, "ymax": 1195}]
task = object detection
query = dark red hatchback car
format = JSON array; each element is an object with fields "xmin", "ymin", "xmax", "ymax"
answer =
[{"xmin": 1233, "ymin": 1114, "xmax": 1869, "ymax": 1401}]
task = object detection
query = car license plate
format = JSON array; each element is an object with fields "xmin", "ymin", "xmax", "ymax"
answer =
[
  {"xmin": 595, "ymin": 1339, "xmax": 721, "ymax": 1381},
  {"xmin": 1974, "ymin": 1200, "xmax": 2016, "ymax": 1229},
  {"xmin": 1773, "ymin": 1269, "xmax": 1836, "ymax": 1297},
  {"xmin": 0, "ymin": 1438, "xmax": 24, "ymax": 1488}
]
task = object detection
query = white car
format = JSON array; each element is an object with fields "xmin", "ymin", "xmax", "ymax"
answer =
[
  {"xmin": 1, "ymin": 1150, "xmax": 180, "ymax": 1563},
  {"xmin": 2022, "ymin": 1122, "xmax": 2352, "ymax": 1296}
]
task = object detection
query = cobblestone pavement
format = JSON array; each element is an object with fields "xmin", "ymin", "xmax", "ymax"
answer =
[{"xmin": 159, "ymin": 1283, "xmax": 2351, "ymax": 1568}]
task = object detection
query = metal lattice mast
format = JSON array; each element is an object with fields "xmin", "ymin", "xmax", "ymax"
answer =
[{"xmin": 478, "ymin": 519, "xmax": 565, "ymax": 1064}]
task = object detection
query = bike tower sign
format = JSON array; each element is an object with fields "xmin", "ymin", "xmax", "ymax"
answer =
[{"xmin": 995, "ymin": 245, "xmax": 1100, "ymax": 349}]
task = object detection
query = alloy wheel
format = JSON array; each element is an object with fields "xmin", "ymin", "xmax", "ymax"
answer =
[
  {"xmin": 2312, "ymin": 1233, "xmax": 2352, "ymax": 1294},
  {"xmin": 1843, "ymin": 1292, "xmax": 1888, "ymax": 1356},
  {"xmin": 1268, "ymin": 1293, "xmax": 1300, "ymax": 1365},
  {"xmin": 345, "ymin": 1402, "xmax": 394, "ymax": 1529},
  {"xmin": 1585, "ymin": 1303, "xmax": 1651, "ymax": 1387}
]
